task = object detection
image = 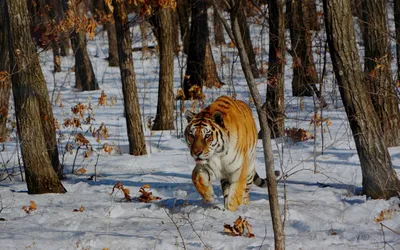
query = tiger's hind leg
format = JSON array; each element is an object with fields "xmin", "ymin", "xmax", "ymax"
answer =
[
  {"xmin": 192, "ymin": 165, "xmax": 214, "ymax": 202},
  {"xmin": 243, "ymin": 171, "xmax": 255, "ymax": 205}
]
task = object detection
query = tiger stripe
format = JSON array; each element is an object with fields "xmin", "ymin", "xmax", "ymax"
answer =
[{"xmin": 185, "ymin": 95, "xmax": 267, "ymax": 212}]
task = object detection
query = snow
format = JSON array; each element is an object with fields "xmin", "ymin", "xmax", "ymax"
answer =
[{"xmin": 1, "ymin": 22, "xmax": 400, "ymax": 250}]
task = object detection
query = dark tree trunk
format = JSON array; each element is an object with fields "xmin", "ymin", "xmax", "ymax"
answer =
[
  {"xmin": 237, "ymin": 6, "xmax": 259, "ymax": 78},
  {"xmin": 151, "ymin": 8, "xmax": 175, "ymax": 130},
  {"xmin": 112, "ymin": 0, "xmax": 147, "ymax": 155},
  {"xmin": 5, "ymin": 0, "xmax": 65, "ymax": 193},
  {"xmin": 287, "ymin": 0, "xmax": 323, "ymax": 101},
  {"xmin": 213, "ymin": 2, "xmax": 226, "ymax": 46},
  {"xmin": 183, "ymin": 0, "xmax": 222, "ymax": 100},
  {"xmin": 323, "ymin": 0, "xmax": 400, "ymax": 198},
  {"xmin": 70, "ymin": 0, "xmax": 99, "ymax": 91},
  {"xmin": 360, "ymin": 0, "xmax": 400, "ymax": 147},
  {"xmin": 0, "ymin": 0, "xmax": 11, "ymax": 142},
  {"xmin": 395, "ymin": 0, "xmax": 400, "ymax": 84},
  {"xmin": 94, "ymin": 0, "xmax": 119, "ymax": 66},
  {"xmin": 176, "ymin": 0, "xmax": 190, "ymax": 54},
  {"xmin": 265, "ymin": 0, "xmax": 285, "ymax": 138}
]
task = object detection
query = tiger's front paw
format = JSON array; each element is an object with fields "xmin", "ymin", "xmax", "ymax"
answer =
[{"xmin": 192, "ymin": 170, "xmax": 214, "ymax": 202}]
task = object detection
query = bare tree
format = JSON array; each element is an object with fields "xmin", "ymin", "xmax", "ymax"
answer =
[
  {"xmin": 264, "ymin": 0, "xmax": 285, "ymax": 138},
  {"xmin": 287, "ymin": 0, "xmax": 319, "ymax": 97},
  {"xmin": 112, "ymin": 0, "xmax": 147, "ymax": 155},
  {"xmin": 150, "ymin": 8, "xmax": 175, "ymax": 130},
  {"xmin": 5, "ymin": 0, "xmax": 65, "ymax": 193},
  {"xmin": 0, "ymin": 0, "xmax": 11, "ymax": 142},
  {"xmin": 395, "ymin": 0, "xmax": 400, "ymax": 84},
  {"xmin": 360, "ymin": 0, "xmax": 400, "ymax": 147},
  {"xmin": 182, "ymin": 0, "xmax": 223, "ymax": 100},
  {"xmin": 93, "ymin": 0, "xmax": 119, "ymax": 66},
  {"xmin": 212, "ymin": 0, "xmax": 285, "ymax": 248},
  {"xmin": 176, "ymin": 0, "xmax": 190, "ymax": 54},
  {"xmin": 323, "ymin": 0, "xmax": 400, "ymax": 198},
  {"xmin": 69, "ymin": 0, "xmax": 99, "ymax": 91}
]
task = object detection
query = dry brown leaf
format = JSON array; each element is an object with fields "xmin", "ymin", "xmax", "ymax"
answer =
[
  {"xmin": 75, "ymin": 133, "xmax": 89, "ymax": 146},
  {"xmin": 73, "ymin": 205, "xmax": 85, "ymax": 212},
  {"xmin": 285, "ymin": 128, "xmax": 314, "ymax": 143},
  {"xmin": 110, "ymin": 181, "xmax": 131, "ymax": 201},
  {"xmin": 224, "ymin": 216, "xmax": 255, "ymax": 238},
  {"xmin": 98, "ymin": 90, "xmax": 107, "ymax": 106},
  {"xmin": 138, "ymin": 184, "xmax": 161, "ymax": 203},
  {"xmin": 374, "ymin": 209, "xmax": 395, "ymax": 223},
  {"xmin": 22, "ymin": 201, "xmax": 37, "ymax": 214},
  {"xmin": 75, "ymin": 168, "xmax": 87, "ymax": 174}
]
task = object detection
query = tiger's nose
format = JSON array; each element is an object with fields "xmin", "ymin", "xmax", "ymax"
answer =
[{"xmin": 192, "ymin": 149, "xmax": 203, "ymax": 157}]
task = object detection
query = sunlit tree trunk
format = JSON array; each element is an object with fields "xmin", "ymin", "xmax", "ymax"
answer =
[
  {"xmin": 5, "ymin": 0, "xmax": 66, "ymax": 193},
  {"xmin": 151, "ymin": 8, "xmax": 175, "ymax": 130},
  {"xmin": 112, "ymin": 0, "xmax": 147, "ymax": 155},
  {"xmin": 323, "ymin": 0, "xmax": 400, "ymax": 199},
  {"xmin": 360, "ymin": 0, "xmax": 400, "ymax": 147}
]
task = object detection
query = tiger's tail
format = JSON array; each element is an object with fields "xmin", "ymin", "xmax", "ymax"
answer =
[{"xmin": 253, "ymin": 172, "xmax": 267, "ymax": 188}]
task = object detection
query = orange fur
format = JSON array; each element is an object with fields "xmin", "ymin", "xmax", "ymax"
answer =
[{"xmin": 185, "ymin": 96, "xmax": 258, "ymax": 211}]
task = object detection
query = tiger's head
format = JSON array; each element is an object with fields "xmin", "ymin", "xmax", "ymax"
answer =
[{"xmin": 184, "ymin": 110, "xmax": 227, "ymax": 164}]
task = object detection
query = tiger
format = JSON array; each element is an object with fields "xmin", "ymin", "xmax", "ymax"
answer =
[{"xmin": 184, "ymin": 95, "xmax": 267, "ymax": 212}]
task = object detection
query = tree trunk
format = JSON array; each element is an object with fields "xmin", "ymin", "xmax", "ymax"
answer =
[
  {"xmin": 176, "ymin": 0, "xmax": 190, "ymax": 55},
  {"xmin": 183, "ymin": 0, "xmax": 223, "ymax": 100},
  {"xmin": 287, "ymin": 0, "xmax": 323, "ymax": 101},
  {"xmin": 237, "ymin": 6, "xmax": 259, "ymax": 78},
  {"xmin": 112, "ymin": 0, "xmax": 147, "ymax": 155},
  {"xmin": 105, "ymin": 12, "xmax": 119, "ymax": 67},
  {"xmin": 360, "ymin": 0, "xmax": 400, "ymax": 147},
  {"xmin": 151, "ymin": 8, "xmax": 175, "ymax": 131},
  {"xmin": 213, "ymin": 0, "xmax": 285, "ymax": 248},
  {"xmin": 323, "ymin": 0, "xmax": 400, "ymax": 199},
  {"xmin": 0, "ymin": 0, "xmax": 11, "ymax": 142},
  {"xmin": 70, "ymin": 0, "xmax": 99, "ymax": 91},
  {"xmin": 395, "ymin": 0, "xmax": 400, "ymax": 85},
  {"xmin": 5, "ymin": 0, "xmax": 65, "ymax": 193},
  {"xmin": 213, "ymin": 2, "xmax": 225, "ymax": 46},
  {"xmin": 265, "ymin": 0, "xmax": 285, "ymax": 138}
]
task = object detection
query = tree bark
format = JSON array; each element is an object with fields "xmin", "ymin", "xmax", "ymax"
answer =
[
  {"xmin": 183, "ymin": 0, "xmax": 223, "ymax": 99},
  {"xmin": 237, "ymin": 6, "xmax": 259, "ymax": 78},
  {"xmin": 213, "ymin": 2, "xmax": 226, "ymax": 46},
  {"xmin": 151, "ymin": 8, "xmax": 175, "ymax": 131},
  {"xmin": 112, "ymin": 0, "xmax": 147, "ymax": 155},
  {"xmin": 323, "ymin": 0, "xmax": 400, "ymax": 199},
  {"xmin": 395, "ymin": 0, "xmax": 400, "ymax": 84},
  {"xmin": 265, "ymin": 0, "xmax": 285, "ymax": 138},
  {"xmin": 360, "ymin": 0, "xmax": 400, "ymax": 147},
  {"xmin": 70, "ymin": 0, "xmax": 99, "ymax": 91},
  {"xmin": 5, "ymin": 0, "xmax": 65, "ymax": 193},
  {"xmin": 0, "ymin": 0, "xmax": 11, "ymax": 142},
  {"xmin": 213, "ymin": 0, "xmax": 285, "ymax": 248},
  {"xmin": 176, "ymin": 0, "xmax": 190, "ymax": 54},
  {"xmin": 287, "ymin": 0, "xmax": 324, "ymax": 104}
]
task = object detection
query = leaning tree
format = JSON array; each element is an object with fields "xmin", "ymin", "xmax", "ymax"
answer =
[{"xmin": 323, "ymin": 0, "xmax": 400, "ymax": 199}]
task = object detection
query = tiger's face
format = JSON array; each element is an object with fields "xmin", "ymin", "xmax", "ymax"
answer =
[{"xmin": 184, "ymin": 110, "xmax": 226, "ymax": 164}]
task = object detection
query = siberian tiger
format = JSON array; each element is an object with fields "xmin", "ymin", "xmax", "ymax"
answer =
[{"xmin": 184, "ymin": 95, "xmax": 267, "ymax": 212}]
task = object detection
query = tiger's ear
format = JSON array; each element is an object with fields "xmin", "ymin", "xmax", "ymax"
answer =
[
  {"xmin": 185, "ymin": 110, "xmax": 196, "ymax": 122},
  {"xmin": 212, "ymin": 111, "xmax": 224, "ymax": 127}
]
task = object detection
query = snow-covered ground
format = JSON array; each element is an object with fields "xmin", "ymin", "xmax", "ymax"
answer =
[{"xmin": 0, "ymin": 20, "xmax": 399, "ymax": 250}]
